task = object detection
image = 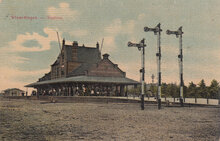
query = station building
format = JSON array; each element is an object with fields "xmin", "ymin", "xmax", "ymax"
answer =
[{"xmin": 26, "ymin": 39, "xmax": 138, "ymax": 96}]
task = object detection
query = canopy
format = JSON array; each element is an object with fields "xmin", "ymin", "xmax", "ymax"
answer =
[{"xmin": 25, "ymin": 75, "xmax": 139, "ymax": 87}]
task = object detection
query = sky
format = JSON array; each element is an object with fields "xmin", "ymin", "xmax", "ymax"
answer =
[{"xmin": 0, "ymin": 0, "xmax": 219, "ymax": 92}]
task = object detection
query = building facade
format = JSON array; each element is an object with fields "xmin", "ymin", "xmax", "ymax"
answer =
[
  {"xmin": 26, "ymin": 39, "xmax": 138, "ymax": 96},
  {"xmin": 3, "ymin": 88, "xmax": 25, "ymax": 96}
]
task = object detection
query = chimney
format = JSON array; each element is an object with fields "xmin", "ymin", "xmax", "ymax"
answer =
[
  {"xmin": 96, "ymin": 42, "xmax": 99, "ymax": 49},
  {"xmin": 62, "ymin": 38, "xmax": 65, "ymax": 45},
  {"xmin": 73, "ymin": 41, "xmax": 78, "ymax": 47},
  {"xmin": 103, "ymin": 53, "xmax": 109, "ymax": 59}
]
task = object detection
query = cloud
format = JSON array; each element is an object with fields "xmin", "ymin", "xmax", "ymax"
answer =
[
  {"xmin": 216, "ymin": 48, "xmax": 220, "ymax": 61},
  {"xmin": 0, "ymin": 28, "xmax": 57, "ymax": 90},
  {"xmin": 0, "ymin": 47, "xmax": 50, "ymax": 93},
  {"xmin": 162, "ymin": 45, "xmax": 179, "ymax": 55},
  {"xmin": 104, "ymin": 36, "xmax": 115, "ymax": 46},
  {"xmin": 47, "ymin": 2, "xmax": 79, "ymax": 20},
  {"xmin": 102, "ymin": 13, "xmax": 220, "ymax": 85},
  {"xmin": 0, "ymin": 46, "xmax": 49, "ymax": 91},
  {"xmin": 105, "ymin": 18, "xmax": 136, "ymax": 35},
  {"xmin": 101, "ymin": 18, "xmax": 136, "ymax": 53},
  {"xmin": 118, "ymin": 59, "xmax": 178, "ymax": 84},
  {"xmin": 0, "ymin": 66, "xmax": 48, "ymax": 82},
  {"xmin": 0, "ymin": 27, "xmax": 57, "ymax": 91},
  {"xmin": 105, "ymin": 19, "xmax": 122, "ymax": 35},
  {"xmin": 119, "ymin": 61, "xmax": 140, "ymax": 82},
  {"xmin": 124, "ymin": 20, "xmax": 135, "ymax": 34},
  {"xmin": 0, "ymin": 65, "xmax": 49, "ymax": 91},
  {"xmin": 2, "ymin": 27, "xmax": 58, "ymax": 52},
  {"xmin": 0, "ymin": 26, "xmax": 64, "ymax": 93},
  {"xmin": 0, "ymin": 50, "xmax": 30, "ymax": 68},
  {"xmin": 100, "ymin": 36, "xmax": 116, "ymax": 54},
  {"xmin": 138, "ymin": 13, "xmax": 146, "ymax": 21},
  {"xmin": 69, "ymin": 29, "xmax": 88, "ymax": 37}
]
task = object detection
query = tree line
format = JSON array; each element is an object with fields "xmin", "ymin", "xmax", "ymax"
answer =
[{"xmin": 128, "ymin": 79, "xmax": 219, "ymax": 99}]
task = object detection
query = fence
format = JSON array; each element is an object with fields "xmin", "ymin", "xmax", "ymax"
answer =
[{"xmin": 127, "ymin": 95, "xmax": 219, "ymax": 105}]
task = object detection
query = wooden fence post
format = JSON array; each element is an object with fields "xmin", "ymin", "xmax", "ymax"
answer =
[{"xmin": 218, "ymin": 88, "xmax": 220, "ymax": 105}]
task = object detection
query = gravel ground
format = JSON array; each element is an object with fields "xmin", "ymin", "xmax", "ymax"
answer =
[{"xmin": 0, "ymin": 97, "xmax": 219, "ymax": 141}]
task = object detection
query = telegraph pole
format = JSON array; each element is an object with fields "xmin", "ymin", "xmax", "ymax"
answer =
[
  {"xmin": 128, "ymin": 39, "xmax": 146, "ymax": 110},
  {"xmin": 144, "ymin": 23, "xmax": 162, "ymax": 109},
  {"xmin": 166, "ymin": 26, "xmax": 184, "ymax": 107}
]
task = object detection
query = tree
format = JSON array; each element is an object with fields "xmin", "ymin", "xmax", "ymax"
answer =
[
  {"xmin": 149, "ymin": 84, "xmax": 157, "ymax": 97},
  {"xmin": 161, "ymin": 83, "xmax": 168, "ymax": 97},
  {"xmin": 167, "ymin": 83, "xmax": 179, "ymax": 98},
  {"xmin": 198, "ymin": 79, "xmax": 208, "ymax": 98},
  {"xmin": 208, "ymin": 79, "xmax": 219, "ymax": 99},
  {"xmin": 187, "ymin": 82, "xmax": 197, "ymax": 98},
  {"xmin": 128, "ymin": 85, "xmax": 140, "ymax": 96},
  {"xmin": 183, "ymin": 84, "xmax": 188, "ymax": 98}
]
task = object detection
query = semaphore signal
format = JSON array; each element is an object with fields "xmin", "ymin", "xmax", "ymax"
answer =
[
  {"xmin": 128, "ymin": 39, "xmax": 146, "ymax": 110},
  {"xmin": 166, "ymin": 26, "xmax": 184, "ymax": 107},
  {"xmin": 144, "ymin": 23, "xmax": 162, "ymax": 109}
]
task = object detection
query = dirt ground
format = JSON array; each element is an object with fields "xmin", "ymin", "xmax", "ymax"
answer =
[{"xmin": 0, "ymin": 97, "xmax": 219, "ymax": 141}]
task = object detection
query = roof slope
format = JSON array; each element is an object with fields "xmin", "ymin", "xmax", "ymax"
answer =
[
  {"xmin": 25, "ymin": 76, "xmax": 139, "ymax": 87},
  {"xmin": 77, "ymin": 47, "xmax": 101, "ymax": 63},
  {"xmin": 68, "ymin": 63, "xmax": 94, "ymax": 76},
  {"xmin": 4, "ymin": 88, "xmax": 24, "ymax": 92},
  {"xmin": 64, "ymin": 45, "xmax": 101, "ymax": 63}
]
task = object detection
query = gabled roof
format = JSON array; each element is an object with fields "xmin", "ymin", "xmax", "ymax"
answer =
[
  {"xmin": 68, "ymin": 53, "xmax": 125, "ymax": 77},
  {"xmin": 101, "ymin": 54, "xmax": 125, "ymax": 75},
  {"xmin": 87, "ymin": 53, "xmax": 126, "ymax": 77},
  {"xmin": 38, "ymin": 72, "xmax": 51, "ymax": 82},
  {"xmin": 68, "ymin": 63, "xmax": 94, "ymax": 76}
]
